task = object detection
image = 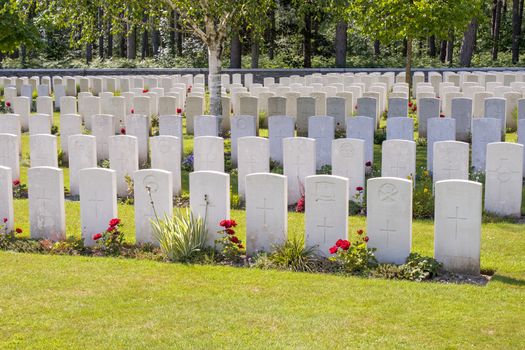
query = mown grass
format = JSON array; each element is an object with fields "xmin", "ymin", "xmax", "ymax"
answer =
[{"xmin": 1, "ymin": 110, "xmax": 524, "ymax": 349}]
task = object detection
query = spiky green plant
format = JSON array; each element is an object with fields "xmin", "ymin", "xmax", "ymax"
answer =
[
  {"xmin": 151, "ymin": 209, "xmax": 207, "ymax": 262},
  {"xmin": 268, "ymin": 236, "xmax": 319, "ymax": 272}
]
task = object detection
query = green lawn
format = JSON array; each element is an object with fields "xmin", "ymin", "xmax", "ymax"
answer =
[{"xmin": 1, "ymin": 111, "xmax": 524, "ymax": 349}]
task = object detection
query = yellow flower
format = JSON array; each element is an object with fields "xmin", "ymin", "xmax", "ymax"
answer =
[
  {"xmin": 423, "ymin": 188, "xmax": 429, "ymax": 193},
  {"xmin": 423, "ymin": 170, "xmax": 429, "ymax": 177}
]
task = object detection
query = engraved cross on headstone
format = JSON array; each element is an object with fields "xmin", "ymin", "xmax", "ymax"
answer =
[
  {"xmin": 317, "ymin": 217, "xmax": 334, "ymax": 243},
  {"xmin": 380, "ymin": 220, "xmax": 396, "ymax": 247},
  {"xmin": 256, "ymin": 198, "xmax": 273, "ymax": 227},
  {"xmin": 447, "ymin": 206, "xmax": 468, "ymax": 240},
  {"xmin": 87, "ymin": 191, "xmax": 105, "ymax": 218}
]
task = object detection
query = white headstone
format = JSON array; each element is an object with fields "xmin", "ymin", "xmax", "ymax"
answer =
[
  {"xmin": 471, "ymin": 118, "xmax": 502, "ymax": 172},
  {"xmin": 283, "ymin": 137, "xmax": 316, "ymax": 205},
  {"xmin": 59, "ymin": 114, "xmax": 82, "ymax": 156},
  {"xmin": 230, "ymin": 115, "xmax": 256, "ymax": 166},
  {"xmin": 308, "ymin": 116, "xmax": 334, "ymax": 169},
  {"xmin": 134, "ymin": 169, "xmax": 173, "ymax": 244},
  {"xmin": 388, "ymin": 97, "xmax": 408, "ymax": 118},
  {"xmin": 381, "ymin": 140, "xmax": 416, "ymax": 182},
  {"xmin": 451, "ymin": 98, "xmax": 473, "ymax": 142},
  {"xmin": 434, "ymin": 180, "xmax": 482, "ymax": 275},
  {"xmin": 68, "ymin": 135, "xmax": 97, "ymax": 196},
  {"xmin": 433, "ymin": 141, "xmax": 469, "ymax": 184},
  {"xmin": 296, "ymin": 97, "xmax": 316, "ymax": 137},
  {"xmin": 245, "ymin": 173, "xmax": 287, "ymax": 255},
  {"xmin": 28, "ymin": 166, "xmax": 66, "ymax": 241},
  {"xmin": 29, "ymin": 114, "xmax": 52, "ymax": 135},
  {"xmin": 159, "ymin": 115, "xmax": 184, "ymax": 160},
  {"xmin": 268, "ymin": 115, "xmax": 294, "ymax": 165},
  {"xmin": 109, "ymin": 135, "xmax": 139, "ymax": 197},
  {"xmin": 0, "ymin": 166, "xmax": 14, "ymax": 233},
  {"xmin": 346, "ymin": 116, "xmax": 375, "ymax": 165},
  {"xmin": 126, "ymin": 114, "xmax": 149, "ymax": 165},
  {"xmin": 427, "ymin": 118, "xmax": 456, "ymax": 171},
  {"xmin": 386, "ymin": 117, "xmax": 414, "ymax": 141},
  {"xmin": 367, "ymin": 177, "xmax": 412, "ymax": 264},
  {"xmin": 194, "ymin": 115, "xmax": 220, "ymax": 137},
  {"xmin": 238, "ymin": 137, "xmax": 269, "ymax": 199},
  {"xmin": 92, "ymin": 114, "xmax": 114, "ymax": 161},
  {"xmin": 332, "ymin": 138, "xmax": 365, "ymax": 201},
  {"xmin": 30, "ymin": 134, "xmax": 58, "ymax": 168},
  {"xmin": 150, "ymin": 136, "xmax": 182, "ymax": 196},
  {"xmin": 305, "ymin": 175, "xmax": 348, "ymax": 257},
  {"xmin": 484, "ymin": 142, "xmax": 524, "ymax": 217},
  {"xmin": 194, "ymin": 136, "xmax": 224, "ymax": 172},
  {"xmin": 417, "ymin": 98, "xmax": 440, "ymax": 138},
  {"xmin": 79, "ymin": 168, "xmax": 117, "ymax": 246},
  {"xmin": 189, "ymin": 171, "xmax": 230, "ymax": 247}
]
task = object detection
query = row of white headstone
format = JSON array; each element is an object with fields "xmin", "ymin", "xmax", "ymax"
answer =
[{"xmin": 0, "ymin": 165, "xmax": 485, "ymax": 275}]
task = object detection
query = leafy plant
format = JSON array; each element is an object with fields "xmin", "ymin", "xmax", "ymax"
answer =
[
  {"xmin": 182, "ymin": 154, "xmax": 194, "ymax": 172},
  {"xmin": 328, "ymin": 229, "xmax": 377, "ymax": 274},
  {"xmin": 151, "ymin": 209, "xmax": 208, "ymax": 262},
  {"xmin": 92, "ymin": 218, "xmax": 125, "ymax": 256},
  {"xmin": 215, "ymin": 219, "xmax": 244, "ymax": 262},
  {"xmin": 267, "ymin": 236, "xmax": 319, "ymax": 272},
  {"xmin": 413, "ymin": 168, "xmax": 434, "ymax": 219},
  {"xmin": 12, "ymin": 179, "xmax": 27, "ymax": 199}
]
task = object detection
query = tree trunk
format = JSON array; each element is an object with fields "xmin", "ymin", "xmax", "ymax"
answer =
[
  {"xmin": 440, "ymin": 40, "xmax": 447, "ymax": 62},
  {"xmin": 208, "ymin": 43, "xmax": 223, "ymax": 117},
  {"xmin": 120, "ymin": 13, "xmax": 126, "ymax": 57},
  {"xmin": 512, "ymin": 0, "xmax": 521, "ymax": 63},
  {"xmin": 127, "ymin": 26, "xmax": 136, "ymax": 60},
  {"xmin": 335, "ymin": 21, "xmax": 347, "ymax": 68},
  {"xmin": 20, "ymin": 45, "xmax": 26, "ymax": 66},
  {"xmin": 170, "ymin": 10, "xmax": 176, "ymax": 55},
  {"xmin": 402, "ymin": 39, "xmax": 407, "ymax": 57},
  {"xmin": 447, "ymin": 30, "xmax": 454, "ymax": 65},
  {"xmin": 141, "ymin": 15, "xmax": 149, "ymax": 59},
  {"xmin": 460, "ymin": 18, "xmax": 478, "ymax": 67},
  {"xmin": 98, "ymin": 8, "xmax": 104, "ymax": 59},
  {"xmin": 107, "ymin": 21, "xmax": 113, "ymax": 58},
  {"xmin": 493, "ymin": 0, "xmax": 503, "ymax": 60},
  {"xmin": 267, "ymin": 10, "xmax": 276, "ymax": 59},
  {"xmin": 175, "ymin": 12, "xmax": 183, "ymax": 56},
  {"xmin": 428, "ymin": 36, "xmax": 437, "ymax": 57},
  {"xmin": 406, "ymin": 37, "xmax": 412, "ymax": 95},
  {"xmin": 86, "ymin": 43, "xmax": 93, "ymax": 64},
  {"xmin": 230, "ymin": 30, "xmax": 242, "ymax": 68},
  {"xmin": 303, "ymin": 12, "xmax": 312, "ymax": 68},
  {"xmin": 251, "ymin": 39, "xmax": 259, "ymax": 68},
  {"xmin": 374, "ymin": 40, "xmax": 380, "ymax": 56},
  {"xmin": 152, "ymin": 29, "xmax": 161, "ymax": 56}
]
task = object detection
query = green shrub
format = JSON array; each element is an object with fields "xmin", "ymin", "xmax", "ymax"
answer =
[
  {"xmin": 151, "ymin": 209, "xmax": 208, "ymax": 262},
  {"xmin": 266, "ymin": 236, "xmax": 319, "ymax": 272},
  {"xmin": 413, "ymin": 168, "xmax": 434, "ymax": 219},
  {"xmin": 328, "ymin": 231, "xmax": 377, "ymax": 274}
]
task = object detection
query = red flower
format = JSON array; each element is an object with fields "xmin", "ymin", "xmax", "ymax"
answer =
[
  {"xmin": 109, "ymin": 218, "xmax": 121, "ymax": 227},
  {"xmin": 354, "ymin": 105, "xmax": 358, "ymax": 110},
  {"xmin": 120, "ymin": 128, "xmax": 126, "ymax": 135},
  {"xmin": 12, "ymin": 179, "xmax": 20, "ymax": 187},
  {"xmin": 408, "ymin": 101, "xmax": 413, "ymax": 108},
  {"xmin": 143, "ymin": 89, "xmax": 149, "ymax": 93},
  {"xmin": 329, "ymin": 246, "xmax": 339, "ymax": 254},
  {"xmin": 356, "ymin": 186, "xmax": 364, "ymax": 191},
  {"xmin": 230, "ymin": 236, "xmax": 240, "ymax": 244},
  {"xmin": 336, "ymin": 239, "xmax": 343, "ymax": 247},
  {"xmin": 230, "ymin": 220, "xmax": 237, "ymax": 227},
  {"xmin": 357, "ymin": 229, "xmax": 363, "ymax": 235},
  {"xmin": 6, "ymin": 102, "xmax": 11, "ymax": 107},
  {"xmin": 220, "ymin": 219, "xmax": 235, "ymax": 228},
  {"xmin": 107, "ymin": 226, "xmax": 116, "ymax": 232},
  {"xmin": 412, "ymin": 106, "xmax": 417, "ymax": 112},
  {"xmin": 2, "ymin": 218, "xmax": 7, "ymax": 223},
  {"xmin": 237, "ymin": 244, "xmax": 244, "ymax": 249},
  {"xmin": 340, "ymin": 240, "xmax": 351, "ymax": 250},
  {"xmin": 226, "ymin": 228, "xmax": 235, "ymax": 235},
  {"xmin": 365, "ymin": 161, "xmax": 372, "ymax": 167},
  {"xmin": 15, "ymin": 228, "xmax": 23, "ymax": 234},
  {"xmin": 93, "ymin": 233, "xmax": 103, "ymax": 241},
  {"xmin": 176, "ymin": 108, "xmax": 182, "ymax": 114},
  {"xmin": 296, "ymin": 196, "xmax": 305, "ymax": 213},
  {"xmin": 364, "ymin": 236, "xmax": 369, "ymax": 242},
  {"xmin": 131, "ymin": 108, "xmax": 135, "ymax": 114}
]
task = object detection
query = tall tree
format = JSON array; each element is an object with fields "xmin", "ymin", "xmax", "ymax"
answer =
[
  {"xmin": 230, "ymin": 29, "xmax": 242, "ymax": 68},
  {"xmin": 0, "ymin": 1, "xmax": 40, "ymax": 54},
  {"xmin": 350, "ymin": 0, "xmax": 482, "ymax": 87},
  {"xmin": 335, "ymin": 21, "xmax": 347, "ymax": 68},
  {"xmin": 492, "ymin": 0, "xmax": 503, "ymax": 60},
  {"xmin": 460, "ymin": 18, "xmax": 478, "ymax": 67},
  {"xmin": 512, "ymin": 0, "xmax": 521, "ymax": 63}
]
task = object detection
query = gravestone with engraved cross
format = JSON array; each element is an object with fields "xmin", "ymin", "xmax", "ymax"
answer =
[
  {"xmin": 230, "ymin": 115, "xmax": 256, "ymax": 166},
  {"xmin": 150, "ymin": 135, "xmax": 182, "ymax": 196},
  {"xmin": 427, "ymin": 117, "xmax": 456, "ymax": 172},
  {"xmin": 367, "ymin": 177, "xmax": 412, "ymax": 264},
  {"xmin": 308, "ymin": 116, "xmax": 335, "ymax": 170},
  {"xmin": 283, "ymin": 137, "xmax": 316, "ymax": 205},
  {"xmin": 109, "ymin": 135, "xmax": 139, "ymax": 197},
  {"xmin": 381, "ymin": 140, "xmax": 416, "ymax": 184},
  {"xmin": 332, "ymin": 138, "xmax": 365, "ymax": 201},
  {"xmin": 28, "ymin": 166, "xmax": 66, "ymax": 241},
  {"xmin": 194, "ymin": 136, "xmax": 224, "ymax": 173},
  {"xmin": 471, "ymin": 118, "xmax": 501, "ymax": 172},
  {"xmin": 245, "ymin": 173, "xmax": 287, "ymax": 255},
  {"xmin": 305, "ymin": 175, "xmax": 348, "ymax": 257},
  {"xmin": 346, "ymin": 116, "xmax": 375, "ymax": 166},
  {"xmin": 30, "ymin": 134, "xmax": 58, "ymax": 168},
  {"xmin": 68, "ymin": 135, "xmax": 97, "ymax": 196},
  {"xmin": 268, "ymin": 115, "xmax": 294, "ymax": 165},
  {"xmin": 79, "ymin": 168, "xmax": 117, "ymax": 246},
  {"xmin": 134, "ymin": 169, "xmax": 173, "ymax": 245},
  {"xmin": 484, "ymin": 142, "xmax": 524, "ymax": 217},
  {"xmin": 189, "ymin": 171, "xmax": 230, "ymax": 247},
  {"xmin": 386, "ymin": 117, "xmax": 414, "ymax": 141},
  {"xmin": 238, "ymin": 137, "xmax": 269, "ymax": 200},
  {"xmin": 435, "ymin": 180, "xmax": 482, "ymax": 275},
  {"xmin": 432, "ymin": 141, "xmax": 470, "ymax": 184},
  {"xmin": 125, "ymin": 114, "xmax": 149, "ymax": 165},
  {"xmin": 92, "ymin": 114, "xmax": 115, "ymax": 161}
]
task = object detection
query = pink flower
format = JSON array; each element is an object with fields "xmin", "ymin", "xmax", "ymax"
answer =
[
  {"xmin": 12, "ymin": 179, "xmax": 20, "ymax": 187},
  {"xmin": 6, "ymin": 102, "xmax": 11, "ymax": 107},
  {"xmin": 131, "ymin": 108, "xmax": 135, "ymax": 114}
]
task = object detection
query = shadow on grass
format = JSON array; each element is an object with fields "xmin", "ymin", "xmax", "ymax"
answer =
[{"xmin": 491, "ymin": 274, "xmax": 525, "ymax": 286}]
